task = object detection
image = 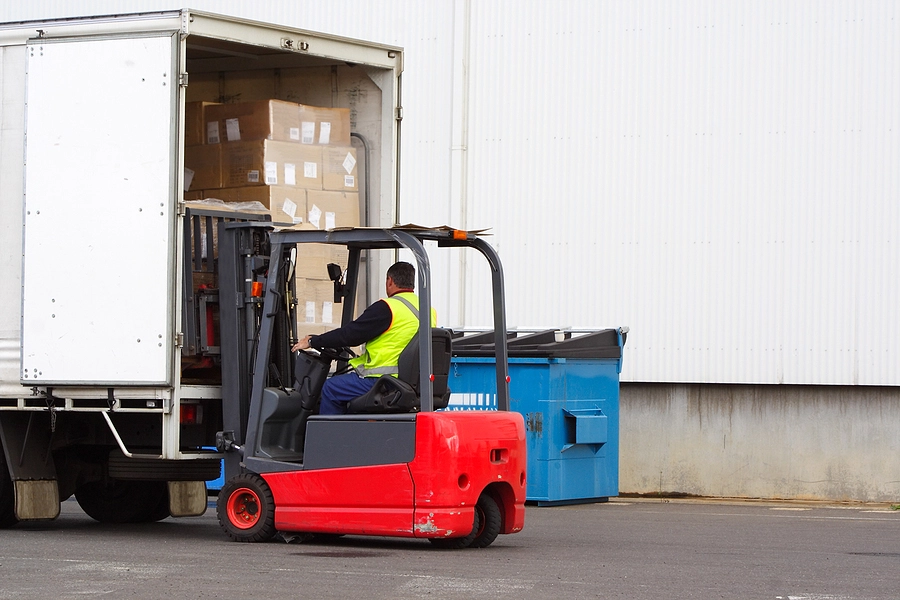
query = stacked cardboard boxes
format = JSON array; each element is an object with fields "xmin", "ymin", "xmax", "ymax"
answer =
[
  {"xmin": 184, "ymin": 101, "xmax": 223, "ymax": 191},
  {"xmin": 183, "ymin": 98, "xmax": 363, "ymax": 337},
  {"xmin": 183, "ymin": 99, "xmax": 360, "ymax": 227}
]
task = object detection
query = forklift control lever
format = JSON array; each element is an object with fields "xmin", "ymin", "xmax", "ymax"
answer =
[{"xmin": 215, "ymin": 430, "xmax": 242, "ymax": 454}]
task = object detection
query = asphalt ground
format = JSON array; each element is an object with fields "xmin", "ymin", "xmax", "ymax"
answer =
[{"xmin": 0, "ymin": 497, "xmax": 898, "ymax": 599}]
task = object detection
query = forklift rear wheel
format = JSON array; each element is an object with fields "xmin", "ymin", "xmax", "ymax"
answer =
[
  {"xmin": 75, "ymin": 480, "xmax": 168, "ymax": 524},
  {"xmin": 428, "ymin": 508, "xmax": 482, "ymax": 549},
  {"xmin": 0, "ymin": 451, "xmax": 17, "ymax": 528},
  {"xmin": 470, "ymin": 493, "xmax": 502, "ymax": 548},
  {"xmin": 217, "ymin": 474, "xmax": 277, "ymax": 542}
]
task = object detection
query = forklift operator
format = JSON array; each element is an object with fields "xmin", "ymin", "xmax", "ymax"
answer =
[{"xmin": 290, "ymin": 261, "xmax": 437, "ymax": 414}]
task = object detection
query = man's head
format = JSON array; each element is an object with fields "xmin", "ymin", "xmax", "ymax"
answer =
[{"xmin": 386, "ymin": 261, "xmax": 415, "ymax": 295}]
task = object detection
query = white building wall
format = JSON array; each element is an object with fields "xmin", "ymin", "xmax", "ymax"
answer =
[
  {"xmin": 2, "ymin": 1, "xmax": 898, "ymax": 387},
  {"xmin": 458, "ymin": 1, "xmax": 900, "ymax": 387}
]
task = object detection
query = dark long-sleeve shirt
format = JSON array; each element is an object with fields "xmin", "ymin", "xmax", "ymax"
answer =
[{"xmin": 309, "ymin": 299, "xmax": 393, "ymax": 350}]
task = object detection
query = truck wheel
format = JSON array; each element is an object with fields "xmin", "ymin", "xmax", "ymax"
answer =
[
  {"xmin": 75, "ymin": 480, "xmax": 167, "ymax": 524},
  {"xmin": 142, "ymin": 490, "xmax": 171, "ymax": 523},
  {"xmin": 428, "ymin": 509, "xmax": 482, "ymax": 550},
  {"xmin": 0, "ymin": 452, "xmax": 17, "ymax": 528},
  {"xmin": 469, "ymin": 493, "xmax": 502, "ymax": 548},
  {"xmin": 217, "ymin": 474, "xmax": 277, "ymax": 542}
]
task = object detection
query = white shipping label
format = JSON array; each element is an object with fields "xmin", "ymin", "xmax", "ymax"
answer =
[
  {"xmin": 225, "ymin": 118, "xmax": 241, "ymax": 141},
  {"xmin": 344, "ymin": 175, "xmax": 355, "ymax": 188},
  {"xmin": 301, "ymin": 121, "xmax": 315, "ymax": 144},
  {"xmin": 305, "ymin": 301, "xmax": 316, "ymax": 323},
  {"xmin": 289, "ymin": 127, "xmax": 300, "ymax": 141},
  {"xmin": 284, "ymin": 163, "xmax": 297, "ymax": 185},
  {"xmin": 304, "ymin": 162, "xmax": 317, "ymax": 179},
  {"xmin": 318, "ymin": 122, "xmax": 332, "ymax": 145},
  {"xmin": 281, "ymin": 198, "xmax": 298, "ymax": 219},
  {"xmin": 206, "ymin": 121, "xmax": 220, "ymax": 144},
  {"xmin": 325, "ymin": 211, "xmax": 336, "ymax": 230},
  {"xmin": 342, "ymin": 152, "xmax": 357, "ymax": 174},
  {"xmin": 183, "ymin": 167, "xmax": 195, "ymax": 192},
  {"xmin": 322, "ymin": 301, "xmax": 333, "ymax": 324},
  {"xmin": 308, "ymin": 204, "xmax": 322, "ymax": 229},
  {"xmin": 264, "ymin": 161, "xmax": 278, "ymax": 185},
  {"xmin": 247, "ymin": 170, "xmax": 260, "ymax": 183}
]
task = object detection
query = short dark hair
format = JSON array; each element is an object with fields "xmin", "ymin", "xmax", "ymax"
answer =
[{"xmin": 387, "ymin": 261, "xmax": 415, "ymax": 289}]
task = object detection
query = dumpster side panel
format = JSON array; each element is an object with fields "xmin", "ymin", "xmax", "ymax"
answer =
[{"xmin": 448, "ymin": 351, "xmax": 622, "ymax": 505}]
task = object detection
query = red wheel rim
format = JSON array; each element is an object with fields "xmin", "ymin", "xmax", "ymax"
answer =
[{"xmin": 227, "ymin": 487, "xmax": 261, "ymax": 530}]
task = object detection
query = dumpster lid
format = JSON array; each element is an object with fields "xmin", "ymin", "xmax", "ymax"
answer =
[{"xmin": 452, "ymin": 328, "xmax": 625, "ymax": 359}]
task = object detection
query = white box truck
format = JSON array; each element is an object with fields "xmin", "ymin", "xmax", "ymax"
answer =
[{"xmin": 0, "ymin": 9, "xmax": 402, "ymax": 525}]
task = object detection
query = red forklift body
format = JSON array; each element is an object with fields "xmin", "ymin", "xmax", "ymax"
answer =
[{"xmin": 263, "ymin": 411, "xmax": 526, "ymax": 537}]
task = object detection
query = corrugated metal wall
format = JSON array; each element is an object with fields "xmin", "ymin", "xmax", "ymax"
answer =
[
  {"xmin": 2, "ymin": 1, "xmax": 898, "ymax": 386},
  {"xmin": 459, "ymin": 1, "xmax": 899, "ymax": 387}
]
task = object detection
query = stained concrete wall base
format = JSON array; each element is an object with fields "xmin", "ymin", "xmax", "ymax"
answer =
[{"xmin": 619, "ymin": 383, "xmax": 900, "ymax": 503}]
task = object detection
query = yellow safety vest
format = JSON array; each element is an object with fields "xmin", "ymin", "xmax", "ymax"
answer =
[{"xmin": 350, "ymin": 292, "xmax": 437, "ymax": 378}]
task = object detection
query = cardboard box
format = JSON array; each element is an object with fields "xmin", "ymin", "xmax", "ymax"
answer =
[
  {"xmin": 185, "ymin": 101, "xmax": 220, "ymax": 146},
  {"xmin": 295, "ymin": 323, "xmax": 332, "ymax": 340},
  {"xmin": 206, "ymin": 99, "xmax": 302, "ymax": 144},
  {"xmin": 293, "ymin": 243, "xmax": 338, "ymax": 280},
  {"xmin": 298, "ymin": 105, "xmax": 351, "ymax": 146},
  {"xmin": 306, "ymin": 190, "xmax": 361, "ymax": 230},
  {"xmin": 184, "ymin": 144, "xmax": 222, "ymax": 190},
  {"xmin": 220, "ymin": 140, "xmax": 322, "ymax": 189},
  {"xmin": 295, "ymin": 277, "xmax": 339, "ymax": 325},
  {"xmin": 322, "ymin": 146, "xmax": 358, "ymax": 191},
  {"xmin": 206, "ymin": 186, "xmax": 306, "ymax": 225}
]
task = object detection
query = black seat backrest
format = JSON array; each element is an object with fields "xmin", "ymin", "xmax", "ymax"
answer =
[
  {"xmin": 346, "ymin": 328, "xmax": 453, "ymax": 414},
  {"xmin": 397, "ymin": 328, "xmax": 453, "ymax": 409}
]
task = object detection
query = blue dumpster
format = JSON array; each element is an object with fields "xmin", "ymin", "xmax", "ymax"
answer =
[
  {"xmin": 447, "ymin": 328, "xmax": 626, "ymax": 506},
  {"xmin": 204, "ymin": 446, "xmax": 225, "ymax": 493}
]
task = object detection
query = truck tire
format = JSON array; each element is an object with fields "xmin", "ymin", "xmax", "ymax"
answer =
[
  {"xmin": 428, "ymin": 509, "xmax": 481, "ymax": 550},
  {"xmin": 74, "ymin": 480, "xmax": 168, "ymax": 524},
  {"xmin": 469, "ymin": 493, "xmax": 502, "ymax": 548},
  {"xmin": 217, "ymin": 473, "xmax": 277, "ymax": 542},
  {"xmin": 0, "ymin": 451, "xmax": 17, "ymax": 528},
  {"xmin": 143, "ymin": 489, "xmax": 171, "ymax": 523}
]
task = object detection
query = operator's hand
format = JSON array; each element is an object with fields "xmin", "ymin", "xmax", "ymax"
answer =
[{"xmin": 291, "ymin": 336, "xmax": 313, "ymax": 352}]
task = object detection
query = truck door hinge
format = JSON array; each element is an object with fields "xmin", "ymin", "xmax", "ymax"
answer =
[
  {"xmin": 175, "ymin": 332, "xmax": 184, "ymax": 348},
  {"xmin": 177, "ymin": 200, "xmax": 186, "ymax": 216},
  {"xmin": 396, "ymin": 106, "xmax": 403, "ymax": 121},
  {"xmin": 179, "ymin": 73, "xmax": 189, "ymax": 88}
]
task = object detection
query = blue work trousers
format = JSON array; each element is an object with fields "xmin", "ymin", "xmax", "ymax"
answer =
[{"xmin": 319, "ymin": 372, "xmax": 377, "ymax": 415}]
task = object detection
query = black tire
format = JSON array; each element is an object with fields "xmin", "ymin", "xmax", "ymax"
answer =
[
  {"xmin": 217, "ymin": 473, "xmax": 277, "ymax": 543},
  {"xmin": 142, "ymin": 489, "xmax": 171, "ymax": 523},
  {"xmin": 470, "ymin": 493, "xmax": 502, "ymax": 548},
  {"xmin": 75, "ymin": 480, "xmax": 168, "ymax": 524},
  {"xmin": 0, "ymin": 451, "xmax": 17, "ymax": 528},
  {"xmin": 429, "ymin": 507, "xmax": 482, "ymax": 550}
]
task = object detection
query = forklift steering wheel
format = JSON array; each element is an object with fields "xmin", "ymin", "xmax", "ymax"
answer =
[{"xmin": 315, "ymin": 346, "xmax": 356, "ymax": 362}]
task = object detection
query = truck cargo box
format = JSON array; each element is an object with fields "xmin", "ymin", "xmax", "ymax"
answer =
[{"xmin": 0, "ymin": 9, "xmax": 402, "ymax": 523}]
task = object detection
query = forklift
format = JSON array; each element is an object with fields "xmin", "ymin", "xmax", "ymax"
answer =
[{"xmin": 214, "ymin": 224, "xmax": 526, "ymax": 548}]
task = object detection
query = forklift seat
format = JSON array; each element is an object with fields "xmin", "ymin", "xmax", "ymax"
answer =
[{"xmin": 346, "ymin": 328, "xmax": 453, "ymax": 414}]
